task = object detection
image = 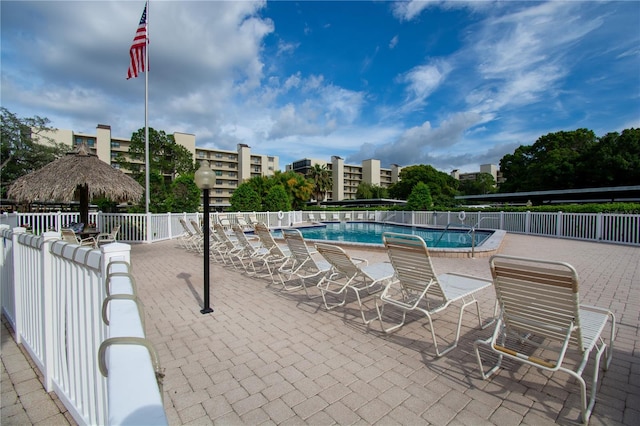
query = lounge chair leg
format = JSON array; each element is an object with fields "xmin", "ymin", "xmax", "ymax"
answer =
[{"xmin": 375, "ymin": 301, "xmax": 407, "ymax": 333}]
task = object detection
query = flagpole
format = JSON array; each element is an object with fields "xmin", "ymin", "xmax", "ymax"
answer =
[{"xmin": 144, "ymin": 0, "xmax": 150, "ymax": 214}]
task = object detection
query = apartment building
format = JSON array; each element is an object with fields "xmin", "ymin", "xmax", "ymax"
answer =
[
  {"xmin": 451, "ymin": 164, "xmax": 504, "ymax": 185},
  {"xmin": 41, "ymin": 124, "xmax": 278, "ymax": 210},
  {"xmin": 287, "ymin": 157, "xmax": 402, "ymax": 201}
]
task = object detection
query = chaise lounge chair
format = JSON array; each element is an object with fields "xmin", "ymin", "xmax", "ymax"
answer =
[
  {"xmin": 474, "ymin": 255, "xmax": 616, "ymax": 424},
  {"xmin": 376, "ymin": 232, "xmax": 493, "ymax": 357},
  {"xmin": 315, "ymin": 243, "xmax": 395, "ymax": 324},
  {"xmin": 278, "ymin": 228, "xmax": 330, "ymax": 297}
]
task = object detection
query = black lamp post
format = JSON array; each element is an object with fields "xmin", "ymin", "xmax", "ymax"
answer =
[{"xmin": 194, "ymin": 160, "xmax": 214, "ymax": 314}]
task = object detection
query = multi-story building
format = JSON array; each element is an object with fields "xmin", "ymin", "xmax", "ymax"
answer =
[
  {"xmin": 287, "ymin": 157, "xmax": 402, "ymax": 201},
  {"xmin": 41, "ymin": 124, "xmax": 278, "ymax": 210},
  {"xmin": 450, "ymin": 164, "xmax": 504, "ymax": 186}
]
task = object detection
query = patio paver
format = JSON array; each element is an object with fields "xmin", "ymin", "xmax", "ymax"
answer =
[{"xmin": 2, "ymin": 233, "xmax": 639, "ymax": 425}]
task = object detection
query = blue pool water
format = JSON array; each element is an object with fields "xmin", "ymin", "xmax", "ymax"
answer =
[{"xmin": 273, "ymin": 222, "xmax": 492, "ymax": 248}]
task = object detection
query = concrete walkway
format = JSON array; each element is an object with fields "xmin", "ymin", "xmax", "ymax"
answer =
[{"xmin": 2, "ymin": 233, "xmax": 639, "ymax": 425}]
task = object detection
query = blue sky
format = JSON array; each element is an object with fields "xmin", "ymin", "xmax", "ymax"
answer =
[{"xmin": 2, "ymin": 1, "xmax": 639, "ymax": 174}]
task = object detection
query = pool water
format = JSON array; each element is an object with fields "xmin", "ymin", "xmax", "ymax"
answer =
[{"xmin": 273, "ymin": 222, "xmax": 492, "ymax": 248}]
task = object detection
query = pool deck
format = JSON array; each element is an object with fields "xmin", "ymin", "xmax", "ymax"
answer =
[{"xmin": 2, "ymin": 233, "xmax": 639, "ymax": 425}]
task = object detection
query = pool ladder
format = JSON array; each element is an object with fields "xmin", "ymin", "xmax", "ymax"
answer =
[{"xmin": 434, "ymin": 216, "xmax": 499, "ymax": 257}]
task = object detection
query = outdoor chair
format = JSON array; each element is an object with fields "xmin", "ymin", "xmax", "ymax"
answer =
[
  {"xmin": 231, "ymin": 224, "xmax": 271, "ymax": 275},
  {"xmin": 213, "ymin": 223, "xmax": 247, "ymax": 268},
  {"xmin": 319, "ymin": 213, "xmax": 327, "ymax": 221},
  {"xmin": 332, "ymin": 213, "xmax": 340, "ymax": 221},
  {"xmin": 61, "ymin": 228, "xmax": 97, "ymax": 248},
  {"xmin": 344, "ymin": 213, "xmax": 352, "ymax": 221},
  {"xmin": 189, "ymin": 219, "xmax": 206, "ymax": 253},
  {"xmin": 177, "ymin": 219, "xmax": 200, "ymax": 252},
  {"xmin": 356, "ymin": 213, "xmax": 364, "ymax": 221},
  {"xmin": 315, "ymin": 243, "xmax": 395, "ymax": 324},
  {"xmin": 307, "ymin": 213, "xmax": 316, "ymax": 222},
  {"xmin": 376, "ymin": 232, "xmax": 493, "ymax": 357},
  {"xmin": 474, "ymin": 255, "xmax": 616, "ymax": 424},
  {"xmin": 236, "ymin": 216, "xmax": 253, "ymax": 231},
  {"xmin": 254, "ymin": 222, "xmax": 291, "ymax": 283},
  {"xmin": 96, "ymin": 225, "xmax": 120, "ymax": 246},
  {"xmin": 278, "ymin": 228, "xmax": 330, "ymax": 297}
]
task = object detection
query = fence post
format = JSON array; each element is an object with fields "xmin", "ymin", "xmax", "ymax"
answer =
[
  {"xmin": 525, "ymin": 211, "xmax": 531, "ymax": 234},
  {"xmin": 41, "ymin": 231, "xmax": 59, "ymax": 392},
  {"xmin": 500, "ymin": 211, "xmax": 504, "ymax": 230},
  {"xmin": 556, "ymin": 211, "xmax": 563, "ymax": 237},
  {"xmin": 167, "ymin": 212, "xmax": 172, "ymax": 239},
  {"xmin": 11, "ymin": 227, "xmax": 27, "ymax": 344},
  {"xmin": 596, "ymin": 212, "xmax": 603, "ymax": 241},
  {"xmin": 146, "ymin": 212, "xmax": 152, "ymax": 243}
]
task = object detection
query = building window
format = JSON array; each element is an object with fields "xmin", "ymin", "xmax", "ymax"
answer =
[
  {"xmin": 216, "ymin": 180, "xmax": 223, "ymax": 185},
  {"xmin": 253, "ymin": 167, "xmax": 260, "ymax": 173},
  {"xmin": 268, "ymin": 156, "xmax": 274, "ymax": 162},
  {"xmin": 112, "ymin": 163, "xmax": 120, "ymax": 169},
  {"xmin": 215, "ymin": 153, "xmax": 222, "ymax": 158},
  {"xmin": 198, "ymin": 152, "xmax": 204, "ymax": 158},
  {"xmin": 87, "ymin": 139, "xmax": 95, "ymax": 147},
  {"xmin": 216, "ymin": 189, "xmax": 223, "ymax": 194},
  {"xmin": 228, "ymin": 172, "xmax": 236, "ymax": 178},
  {"xmin": 111, "ymin": 141, "xmax": 120, "ymax": 148},
  {"xmin": 111, "ymin": 152, "xmax": 117, "ymax": 159},
  {"xmin": 215, "ymin": 171, "xmax": 222, "ymax": 176}
]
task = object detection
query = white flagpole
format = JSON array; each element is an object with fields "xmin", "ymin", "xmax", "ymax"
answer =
[{"xmin": 144, "ymin": 0, "xmax": 150, "ymax": 214}]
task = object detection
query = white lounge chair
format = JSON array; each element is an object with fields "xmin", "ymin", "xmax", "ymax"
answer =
[
  {"xmin": 96, "ymin": 225, "xmax": 120, "ymax": 246},
  {"xmin": 278, "ymin": 228, "xmax": 330, "ymax": 297},
  {"xmin": 307, "ymin": 213, "xmax": 316, "ymax": 222},
  {"xmin": 189, "ymin": 219, "xmax": 206, "ymax": 253},
  {"xmin": 356, "ymin": 213, "xmax": 364, "ymax": 221},
  {"xmin": 344, "ymin": 213, "xmax": 351, "ymax": 221},
  {"xmin": 231, "ymin": 224, "xmax": 270, "ymax": 274},
  {"xmin": 474, "ymin": 255, "xmax": 616, "ymax": 424},
  {"xmin": 253, "ymin": 223, "xmax": 291, "ymax": 283},
  {"xmin": 332, "ymin": 213, "xmax": 340, "ymax": 221},
  {"xmin": 319, "ymin": 213, "xmax": 327, "ymax": 221},
  {"xmin": 61, "ymin": 228, "xmax": 97, "ymax": 249},
  {"xmin": 178, "ymin": 219, "xmax": 199, "ymax": 251},
  {"xmin": 315, "ymin": 243, "xmax": 394, "ymax": 324},
  {"xmin": 376, "ymin": 232, "xmax": 493, "ymax": 357}
]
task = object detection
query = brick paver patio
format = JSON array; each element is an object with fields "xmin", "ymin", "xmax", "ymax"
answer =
[{"xmin": 2, "ymin": 233, "xmax": 639, "ymax": 425}]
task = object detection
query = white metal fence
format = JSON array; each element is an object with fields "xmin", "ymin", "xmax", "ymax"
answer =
[
  {"xmin": 3, "ymin": 209, "xmax": 639, "ymax": 246},
  {"xmin": 0, "ymin": 225, "xmax": 166, "ymax": 425}
]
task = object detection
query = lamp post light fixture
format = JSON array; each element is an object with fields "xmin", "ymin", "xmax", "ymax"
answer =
[{"xmin": 194, "ymin": 160, "xmax": 215, "ymax": 314}]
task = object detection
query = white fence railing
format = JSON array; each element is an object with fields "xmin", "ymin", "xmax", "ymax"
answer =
[
  {"xmin": 0, "ymin": 225, "xmax": 166, "ymax": 426},
  {"xmin": 2, "ymin": 210, "xmax": 639, "ymax": 246}
]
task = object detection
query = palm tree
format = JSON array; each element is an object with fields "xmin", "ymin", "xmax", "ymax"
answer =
[{"xmin": 307, "ymin": 164, "xmax": 332, "ymax": 206}]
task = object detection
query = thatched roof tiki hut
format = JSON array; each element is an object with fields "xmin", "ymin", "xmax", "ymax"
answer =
[{"xmin": 8, "ymin": 143, "xmax": 144, "ymax": 227}]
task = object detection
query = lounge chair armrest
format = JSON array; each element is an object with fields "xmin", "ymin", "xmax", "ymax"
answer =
[
  {"xmin": 350, "ymin": 257, "xmax": 368, "ymax": 266},
  {"xmin": 579, "ymin": 304, "xmax": 613, "ymax": 316}
]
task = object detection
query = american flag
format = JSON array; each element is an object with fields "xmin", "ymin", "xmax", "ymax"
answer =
[{"xmin": 126, "ymin": 3, "xmax": 148, "ymax": 79}]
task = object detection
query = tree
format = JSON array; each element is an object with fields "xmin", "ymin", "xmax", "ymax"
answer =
[
  {"xmin": 581, "ymin": 128, "xmax": 640, "ymax": 187},
  {"xmin": 274, "ymin": 171, "xmax": 314, "ymax": 210},
  {"xmin": 356, "ymin": 182, "xmax": 388, "ymax": 199},
  {"xmin": 230, "ymin": 182, "xmax": 262, "ymax": 212},
  {"xmin": 119, "ymin": 127, "xmax": 195, "ymax": 180},
  {"xmin": 406, "ymin": 182, "xmax": 433, "ymax": 210},
  {"xmin": 388, "ymin": 165, "xmax": 458, "ymax": 207},
  {"xmin": 307, "ymin": 164, "xmax": 332, "ymax": 206},
  {"xmin": 263, "ymin": 184, "xmax": 291, "ymax": 212},
  {"xmin": 458, "ymin": 173, "xmax": 496, "ymax": 196},
  {"xmin": 169, "ymin": 174, "xmax": 201, "ymax": 212},
  {"xmin": 499, "ymin": 129, "xmax": 598, "ymax": 192},
  {"xmin": 1, "ymin": 107, "xmax": 68, "ymax": 199}
]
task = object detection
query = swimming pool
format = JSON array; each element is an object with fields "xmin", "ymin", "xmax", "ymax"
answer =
[{"xmin": 274, "ymin": 222, "xmax": 493, "ymax": 248}]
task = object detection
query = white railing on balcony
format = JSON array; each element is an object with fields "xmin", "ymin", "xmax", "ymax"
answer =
[{"xmin": 0, "ymin": 225, "xmax": 166, "ymax": 426}]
